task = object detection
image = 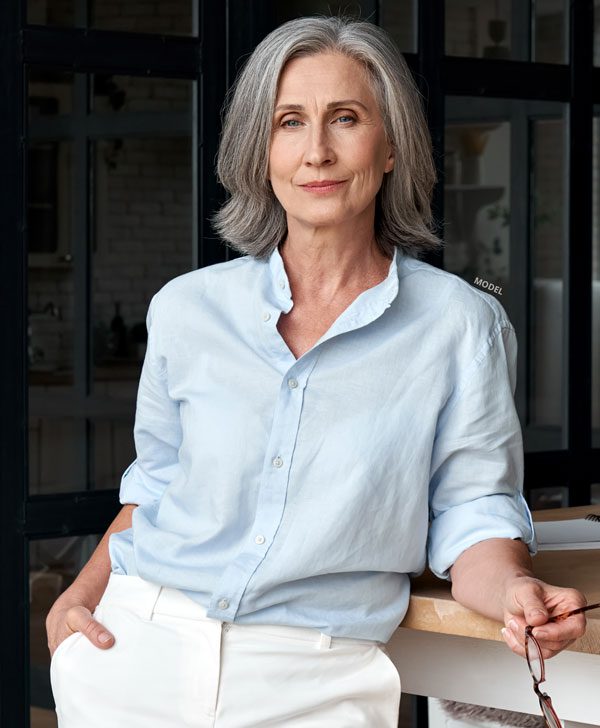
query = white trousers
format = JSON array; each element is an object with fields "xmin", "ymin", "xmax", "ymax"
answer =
[{"xmin": 50, "ymin": 573, "xmax": 401, "ymax": 727}]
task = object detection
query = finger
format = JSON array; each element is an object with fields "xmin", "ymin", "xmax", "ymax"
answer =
[
  {"xmin": 550, "ymin": 588, "xmax": 588, "ymax": 613},
  {"xmin": 507, "ymin": 618, "xmax": 527, "ymax": 648},
  {"xmin": 506, "ymin": 616, "xmax": 575, "ymax": 659},
  {"xmin": 81, "ymin": 617, "xmax": 115, "ymax": 649},
  {"xmin": 501, "ymin": 627, "xmax": 526, "ymax": 658},
  {"xmin": 67, "ymin": 605, "xmax": 115, "ymax": 650},
  {"xmin": 533, "ymin": 614, "xmax": 586, "ymax": 643},
  {"xmin": 537, "ymin": 639, "xmax": 576, "ymax": 660},
  {"xmin": 519, "ymin": 587, "xmax": 550, "ymax": 626}
]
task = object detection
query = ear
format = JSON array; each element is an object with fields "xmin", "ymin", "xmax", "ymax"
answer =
[{"xmin": 384, "ymin": 145, "xmax": 395, "ymax": 174}]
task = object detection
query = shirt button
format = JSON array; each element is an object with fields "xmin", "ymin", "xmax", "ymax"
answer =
[
  {"xmin": 262, "ymin": 311, "xmax": 271, "ymax": 322},
  {"xmin": 272, "ymin": 456, "xmax": 283, "ymax": 468},
  {"xmin": 287, "ymin": 378, "xmax": 298, "ymax": 389},
  {"xmin": 218, "ymin": 598, "xmax": 229, "ymax": 610},
  {"xmin": 279, "ymin": 280, "xmax": 286, "ymax": 289},
  {"xmin": 255, "ymin": 534, "xmax": 266, "ymax": 545}
]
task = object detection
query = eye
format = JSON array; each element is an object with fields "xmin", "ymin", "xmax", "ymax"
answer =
[
  {"xmin": 335, "ymin": 114, "xmax": 356, "ymax": 124},
  {"xmin": 281, "ymin": 118, "xmax": 302, "ymax": 128}
]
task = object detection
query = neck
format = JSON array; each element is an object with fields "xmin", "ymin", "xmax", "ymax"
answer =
[{"xmin": 279, "ymin": 225, "xmax": 391, "ymax": 307}]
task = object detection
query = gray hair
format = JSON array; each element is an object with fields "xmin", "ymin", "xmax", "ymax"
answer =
[{"xmin": 212, "ymin": 15, "xmax": 444, "ymax": 260}]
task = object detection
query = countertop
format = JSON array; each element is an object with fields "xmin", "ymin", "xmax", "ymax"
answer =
[{"xmin": 402, "ymin": 505, "xmax": 600, "ymax": 655}]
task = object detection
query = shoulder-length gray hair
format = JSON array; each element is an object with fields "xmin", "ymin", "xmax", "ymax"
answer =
[{"xmin": 212, "ymin": 15, "xmax": 444, "ymax": 260}]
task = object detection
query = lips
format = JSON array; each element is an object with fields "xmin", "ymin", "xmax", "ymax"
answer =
[
  {"xmin": 300, "ymin": 180, "xmax": 347, "ymax": 195},
  {"xmin": 302, "ymin": 180, "xmax": 345, "ymax": 188}
]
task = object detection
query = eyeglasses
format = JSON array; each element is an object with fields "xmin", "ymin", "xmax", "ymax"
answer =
[{"xmin": 525, "ymin": 602, "xmax": 600, "ymax": 728}]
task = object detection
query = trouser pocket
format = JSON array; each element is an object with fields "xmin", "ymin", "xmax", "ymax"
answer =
[{"xmin": 51, "ymin": 601, "xmax": 220, "ymax": 728}]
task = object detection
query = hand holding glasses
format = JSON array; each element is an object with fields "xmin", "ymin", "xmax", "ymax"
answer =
[{"xmin": 524, "ymin": 602, "xmax": 600, "ymax": 728}]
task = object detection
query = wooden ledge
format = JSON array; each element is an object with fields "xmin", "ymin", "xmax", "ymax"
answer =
[{"xmin": 401, "ymin": 506, "xmax": 600, "ymax": 655}]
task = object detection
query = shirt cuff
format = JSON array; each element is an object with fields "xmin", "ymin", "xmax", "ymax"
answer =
[
  {"xmin": 427, "ymin": 492, "xmax": 538, "ymax": 580},
  {"xmin": 118, "ymin": 460, "xmax": 161, "ymax": 507}
]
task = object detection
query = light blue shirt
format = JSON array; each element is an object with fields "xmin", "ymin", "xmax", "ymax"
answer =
[{"xmin": 109, "ymin": 245, "xmax": 537, "ymax": 643}]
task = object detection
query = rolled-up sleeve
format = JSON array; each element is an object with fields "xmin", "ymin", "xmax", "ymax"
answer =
[
  {"xmin": 119, "ymin": 294, "xmax": 182, "ymax": 507},
  {"xmin": 427, "ymin": 321, "xmax": 537, "ymax": 580}
]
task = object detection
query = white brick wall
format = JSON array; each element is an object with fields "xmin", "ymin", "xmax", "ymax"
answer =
[
  {"xmin": 29, "ymin": 133, "xmax": 193, "ymax": 372},
  {"xmin": 93, "ymin": 135, "xmax": 193, "ymax": 340}
]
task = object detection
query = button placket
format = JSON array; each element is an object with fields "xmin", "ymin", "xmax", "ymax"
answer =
[{"xmin": 205, "ymin": 354, "xmax": 319, "ymax": 624}]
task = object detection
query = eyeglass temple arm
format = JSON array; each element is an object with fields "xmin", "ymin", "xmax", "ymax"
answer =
[{"xmin": 549, "ymin": 602, "xmax": 600, "ymax": 622}]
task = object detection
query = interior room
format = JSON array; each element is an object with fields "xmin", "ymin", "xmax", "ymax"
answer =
[{"xmin": 1, "ymin": 1, "xmax": 599, "ymax": 726}]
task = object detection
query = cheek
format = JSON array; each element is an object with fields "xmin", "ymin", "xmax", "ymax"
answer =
[
  {"xmin": 269, "ymin": 137, "xmax": 299, "ymax": 176},
  {"xmin": 267, "ymin": 142, "xmax": 282, "ymax": 178},
  {"xmin": 350, "ymin": 140, "xmax": 390, "ymax": 178}
]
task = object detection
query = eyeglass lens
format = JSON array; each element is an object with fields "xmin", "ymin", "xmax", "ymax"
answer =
[
  {"xmin": 526, "ymin": 633, "xmax": 543, "ymax": 683},
  {"xmin": 522, "ymin": 599, "xmax": 600, "ymax": 728},
  {"xmin": 540, "ymin": 696, "xmax": 563, "ymax": 728}
]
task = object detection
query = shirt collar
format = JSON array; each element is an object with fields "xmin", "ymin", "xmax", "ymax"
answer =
[{"xmin": 268, "ymin": 244, "xmax": 294, "ymax": 313}]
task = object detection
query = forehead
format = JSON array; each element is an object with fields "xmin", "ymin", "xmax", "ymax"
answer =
[{"xmin": 275, "ymin": 52, "xmax": 374, "ymax": 103}]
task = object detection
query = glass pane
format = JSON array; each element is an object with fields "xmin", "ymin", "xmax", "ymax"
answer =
[
  {"xmin": 27, "ymin": 67, "xmax": 75, "ymax": 263},
  {"xmin": 379, "ymin": 1, "xmax": 417, "ymax": 54},
  {"xmin": 27, "ymin": 141, "xmax": 73, "ymax": 258},
  {"xmin": 533, "ymin": 0, "xmax": 568, "ymax": 64},
  {"xmin": 91, "ymin": 134, "xmax": 194, "ymax": 490},
  {"xmin": 530, "ymin": 486, "xmax": 569, "ymax": 510},
  {"xmin": 28, "ymin": 133, "xmax": 81, "ymax": 493},
  {"xmin": 91, "ymin": 0, "xmax": 194, "ymax": 35},
  {"xmin": 444, "ymin": 119, "xmax": 510, "ymax": 289},
  {"xmin": 28, "ymin": 69, "xmax": 195, "ymax": 495},
  {"xmin": 27, "ymin": 68, "xmax": 75, "ymax": 261},
  {"xmin": 29, "ymin": 535, "xmax": 102, "ymax": 725},
  {"xmin": 530, "ymin": 118, "xmax": 566, "ymax": 441},
  {"xmin": 28, "ymin": 69, "xmax": 74, "ymax": 120},
  {"xmin": 29, "ymin": 417, "xmax": 86, "ymax": 494},
  {"xmin": 27, "ymin": 0, "xmax": 75, "ymax": 27},
  {"xmin": 92, "ymin": 419, "xmax": 136, "ymax": 490},
  {"xmin": 593, "ymin": 115, "xmax": 600, "ymax": 446},
  {"xmin": 270, "ymin": 1, "xmax": 376, "ymax": 25},
  {"xmin": 92, "ymin": 75, "xmax": 192, "ymax": 114},
  {"xmin": 446, "ymin": 0, "xmax": 511, "ymax": 59}
]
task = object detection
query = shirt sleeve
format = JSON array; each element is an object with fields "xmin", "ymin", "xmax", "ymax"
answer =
[
  {"xmin": 427, "ymin": 320, "xmax": 537, "ymax": 580},
  {"xmin": 119, "ymin": 294, "xmax": 182, "ymax": 507}
]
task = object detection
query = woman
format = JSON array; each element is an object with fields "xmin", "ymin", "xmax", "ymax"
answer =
[{"xmin": 47, "ymin": 15, "xmax": 587, "ymax": 727}]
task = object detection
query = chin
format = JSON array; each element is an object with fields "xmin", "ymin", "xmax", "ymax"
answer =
[{"xmin": 291, "ymin": 208, "xmax": 358, "ymax": 229}]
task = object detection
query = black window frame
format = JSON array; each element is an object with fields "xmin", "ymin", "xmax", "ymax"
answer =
[
  {"xmin": 1, "ymin": 1, "xmax": 229, "ymax": 723},
  {"xmin": 413, "ymin": 0, "xmax": 599, "ymax": 508}
]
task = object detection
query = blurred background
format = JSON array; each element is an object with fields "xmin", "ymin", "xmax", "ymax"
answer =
[{"xmin": 1, "ymin": 1, "xmax": 600, "ymax": 726}]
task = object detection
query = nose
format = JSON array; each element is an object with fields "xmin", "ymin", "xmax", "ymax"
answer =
[{"xmin": 303, "ymin": 124, "xmax": 335, "ymax": 167}]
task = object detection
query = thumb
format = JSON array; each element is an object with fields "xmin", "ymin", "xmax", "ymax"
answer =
[{"xmin": 69, "ymin": 605, "xmax": 115, "ymax": 649}]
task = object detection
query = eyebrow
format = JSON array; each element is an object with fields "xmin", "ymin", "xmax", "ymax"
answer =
[{"xmin": 274, "ymin": 99, "xmax": 369, "ymax": 113}]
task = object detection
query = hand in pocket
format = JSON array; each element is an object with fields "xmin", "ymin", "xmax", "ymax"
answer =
[{"xmin": 47, "ymin": 602, "xmax": 115, "ymax": 658}]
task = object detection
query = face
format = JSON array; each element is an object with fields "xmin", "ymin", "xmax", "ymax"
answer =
[{"xmin": 268, "ymin": 52, "xmax": 394, "ymax": 236}]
